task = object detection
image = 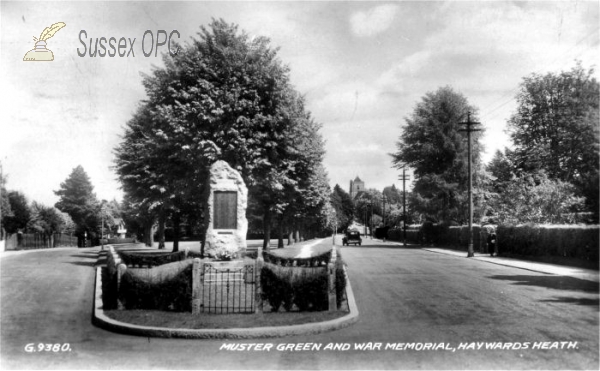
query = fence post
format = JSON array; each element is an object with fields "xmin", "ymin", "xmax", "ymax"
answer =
[
  {"xmin": 255, "ymin": 257, "xmax": 264, "ymax": 313},
  {"xmin": 116, "ymin": 263, "xmax": 127, "ymax": 310},
  {"xmin": 328, "ymin": 247, "xmax": 337, "ymax": 311},
  {"xmin": 192, "ymin": 258, "xmax": 202, "ymax": 314}
]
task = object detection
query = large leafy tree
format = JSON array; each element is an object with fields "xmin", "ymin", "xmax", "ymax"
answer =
[
  {"xmin": 27, "ymin": 202, "xmax": 68, "ymax": 237},
  {"xmin": 330, "ymin": 184, "xmax": 354, "ymax": 231},
  {"xmin": 354, "ymin": 188, "xmax": 383, "ymax": 233},
  {"xmin": 491, "ymin": 171, "xmax": 585, "ymax": 224},
  {"xmin": 508, "ymin": 63, "xmax": 599, "ymax": 217},
  {"xmin": 54, "ymin": 165, "xmax": 99, "ymax": 236},
  {"xmin": 0, "ymin": 167, "xmax": 10, "ymax": 237},
  {"xmin": 391, "ymin": 86, "xmax": 484, "ymax": 223},
  {"xmin": 3, "ymin": 191, "xmax": 31, "ymax": 233},
  {"xmin": 115, "ymin": 19, "xmax": 327, "ymax": 250}
]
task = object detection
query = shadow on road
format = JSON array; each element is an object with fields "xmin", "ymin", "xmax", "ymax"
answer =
[
  {"xmin": 67, "ymin": 252, "xmax": 99, "ymax": 267},
  {"xmin": 489, "ymin": 275, "xmax": 599, "ymax": 293},
  {"xmin": 540, "ymin": 296, "xmax": 600, "ymax": 306}
]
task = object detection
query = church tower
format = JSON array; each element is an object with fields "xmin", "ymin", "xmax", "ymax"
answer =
[{"xmin": 349, "ymin": 176, "xmax": 365, "ymax": 199}]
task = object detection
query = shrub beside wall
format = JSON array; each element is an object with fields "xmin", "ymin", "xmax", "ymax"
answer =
[
  {"xmin": 386, "ymin": 227, "xmax": 422, "ymax": 244},
  {"xmin": 497, "ymin": 224, "xmax": 599, "ymax": 262},
  {"xmin": 261, "ymin": 263, "xmax": 328, "ymax": 311},
  {"xmin": 261, "ymin": 248, "xmax": 346, "ymax": 311},
  {"xmin": 119, "ymin": 250, "xmax": 188, "ymax": 267},
  {"xmin": 118, "ymin": 260, "xmax": 194, "ymax": 311}
]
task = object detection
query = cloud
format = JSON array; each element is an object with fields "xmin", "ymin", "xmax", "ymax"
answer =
[
  {"xmin": 350, "ymin": 4, "xmax": 399, "ymax": 37},
  {"xmin": 370, "ymin": 1, "xmax": 599, "ymax": 163}
]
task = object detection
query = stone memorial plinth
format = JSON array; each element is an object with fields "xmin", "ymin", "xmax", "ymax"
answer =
[{"xmin": 204, "ymin": 160, "xmax": 248, "ymax": 257}]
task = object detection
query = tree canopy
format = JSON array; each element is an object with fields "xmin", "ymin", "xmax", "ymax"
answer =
[
  {"xmin": 330, "ymin": 184, "xmax": 354, "ymax": 231},
  {"xmin": 114, "ymin": 19, "xmax": 328, "ymax": 249},
  {"xmin": 391, "ymin": 86, "xmax": 484, "ymax": 222},
  {"xmin": 3, "ymin": 191, "xmax": 31, "ymax": 234},
  {"xmin": 507, "ymin": 62, "xmax": 599, "ymax": 216},
  {"xmin": 54, "ymin": 165, "xmax": 100, "ymax": 236}
]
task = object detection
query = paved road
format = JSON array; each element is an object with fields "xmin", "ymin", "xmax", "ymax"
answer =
[{"xmin": 1, "ymin": 238, "xmax": 598, "ymax": 370}]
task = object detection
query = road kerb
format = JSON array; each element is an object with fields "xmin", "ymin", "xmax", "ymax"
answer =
[{"xmin": 92, "ymin": 265, "xmax": 359, "ymax": 339}]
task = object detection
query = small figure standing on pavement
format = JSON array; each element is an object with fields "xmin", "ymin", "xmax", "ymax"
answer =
[{"xmin": 487, "ymin": 232, "xmax": 497, "ymax": 256}]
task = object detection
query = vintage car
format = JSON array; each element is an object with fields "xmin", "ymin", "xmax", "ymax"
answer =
[{"xmin": 342, "ymin": 229, "xmax": 362, "ymax": 246}]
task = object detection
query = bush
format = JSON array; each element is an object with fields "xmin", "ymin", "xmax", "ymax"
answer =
[
  {"xmin": 119, "ymin": 250, "xmax": 188, "ymax": 267},
  {"xmin": 497, "ymin": 224, "xmax": 599, "ymax": 262},
  {"xmin": 261, "ymin": 263, "xmax": 328, "ymax": 311},
  {"xmin": 334, "ymin": 249, "xmax": 347, "ymax": 309},
  {"xmin": 261, "ymin": 249, "xmax": 346, "ymax": 312},
  {"xmin": 374, "ymin": 226, "xmax": 390, "ymax": 239},
  {"xmin": 387, "ymin": 227, "xmax": 422, "ymax": 244},
  {"xmin": 263, "ymin": 250, "xmax": 331, "ymax": 267},
  {"xmin": 118, "ymin": 260, "xmax": 193, "ymax": 311}
]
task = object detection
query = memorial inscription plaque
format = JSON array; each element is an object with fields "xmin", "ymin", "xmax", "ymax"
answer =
[{"xmin": 214, "ymin": 191, "xmax": 237, "ymax": 230}]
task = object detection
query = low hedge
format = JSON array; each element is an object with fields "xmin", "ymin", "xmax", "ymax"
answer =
[
  {"xmin": 261, "ymin": 263, "xmax": 328, "ymax": 312},
  {"xmin": 334, "ymin": 249, "xmax": 347, "ymax": 309},
  {"xmin": 386, "ymin": 227, "xmax": 422, "ymax": 244},
  {"xmin": 119, "ymin": 250, "xmax": 188, "ymax": 267},
  {"xmin": 261, "ymin": 249, "xmax": 346, "ymax": 312},
  {"xmin": 497, "ymin": 224, "xmax": 599, "ymax": 261},
  {"xmin": 263, "ymin": 250, "xmax": 332, "ymax": 267},
  {"xmin": 118, "ymin": 260, "xmax": 193, "ymax": 311}
]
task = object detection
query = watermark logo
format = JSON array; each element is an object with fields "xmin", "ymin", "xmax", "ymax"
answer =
[{"xmin": 23, "ymin": 22, "xmax": 66, "ymax": 61}]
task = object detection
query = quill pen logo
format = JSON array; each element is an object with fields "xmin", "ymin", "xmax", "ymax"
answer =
[{"xmin": 23, "ymin": 22, "xmax": 66, "ymax": 61}]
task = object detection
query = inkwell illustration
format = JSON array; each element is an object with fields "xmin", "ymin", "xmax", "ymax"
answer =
[{"xmin": 23, "ymin": 22, "xmax": 66, "ymax": 61}]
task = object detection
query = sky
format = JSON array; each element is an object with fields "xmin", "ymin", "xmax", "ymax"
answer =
[{"xmin": 1, "ymin": 0, "xmax": 598, "ymax": 207}]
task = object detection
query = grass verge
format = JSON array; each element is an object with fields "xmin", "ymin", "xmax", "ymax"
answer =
[{"xmin": 104, "ymin": 306, "xmax": 349, "ymax": 329}]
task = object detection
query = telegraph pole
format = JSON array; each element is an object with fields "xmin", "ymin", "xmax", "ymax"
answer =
[
  {"xmin": 459, "ymin": 111, "xmax": 481, "ymax": 258},
  {"xmin": 399, "ymin": 168, "xmax": 410, "ymax": 246}
]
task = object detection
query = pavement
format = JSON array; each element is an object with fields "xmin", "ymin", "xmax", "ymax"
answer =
[{"xmin": 374, "ymin": 238, "xmax": 599, "ymax": 283}]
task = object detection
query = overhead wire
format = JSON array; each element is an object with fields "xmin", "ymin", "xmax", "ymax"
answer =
[{"xmin": 478, "ymin": 26, "xmax": 599, "ymax": 123}]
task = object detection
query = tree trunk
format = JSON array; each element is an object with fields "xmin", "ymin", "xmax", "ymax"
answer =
[
  {"xmin": 143, "ymin": 222, "xmax": 154, "ymax": 247},
  {"xmin": 263, "ymin": 206, "xmax": 271, "ymax": 251},
  {"xmin": 172, "ymin": 213, "xmax": 180, "ymax": 252},
  {"xmin": 277, "ymin": 218, "xmax": 284, "ymax": 248},
  {"xmin": 157, "ymin": 210, "xmax": 166, "ymax": 250}
]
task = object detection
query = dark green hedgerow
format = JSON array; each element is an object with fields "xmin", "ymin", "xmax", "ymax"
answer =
[
  {"xmin": 497, "ymin": 224, "xmax": 599, "ymax": 261},
  {"xmin": 261, "ymin": 262, "xmax": 328, "ymax": 312},
  {"xmin": 119, "ymin": 250, "xmax": 188, "ymax": 267},
  {"xmin": 118, "ymin": 260, "xmax": 193, "ymax": 311},
  {"xmin": 263, "ymin": 250, "xmax": 332, "ymax": 267},
  {"xmin": 334, "ymin": 250, "xmax": 347, "ymax": 309},
  {"xmin": 386, "ymin": 228, "xmax": 422, "ymax": 244},
  {"xmin": 261, "ymin": 249, "xmax": 347, "ymax": 312}
]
